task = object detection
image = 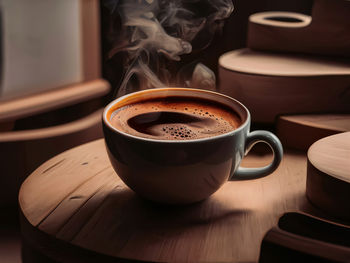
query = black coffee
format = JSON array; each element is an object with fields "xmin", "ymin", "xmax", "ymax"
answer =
[{"xmin": 110, "ymin": 97, "xmax": 241, "ymax": 140}]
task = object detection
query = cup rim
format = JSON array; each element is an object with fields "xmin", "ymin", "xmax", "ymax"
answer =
[{"xmin": 103, "ymin": 88, "xmax": 250, "ymax": 143}]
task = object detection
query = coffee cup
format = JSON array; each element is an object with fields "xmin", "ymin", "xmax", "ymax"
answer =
[{"xmin": 102, "ymin": 88, "xmax": 283, "ymax": 204}]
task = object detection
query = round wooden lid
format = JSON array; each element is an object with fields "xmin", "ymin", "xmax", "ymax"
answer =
[
  {"xmin": 307, "ymin": 132, "xmax": 350, "ymax": 220},
  {"xmin": 219, "ymin": 48, "xmax": 350, "ymax": 77},
  {"xmin": 308, "ymin": 132, "xmax": 350, "ymax": 183}
]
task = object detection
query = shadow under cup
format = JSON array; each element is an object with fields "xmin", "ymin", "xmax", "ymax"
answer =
[{"xmin": 103, "ymin": 88, "xmax": 283, "ymax": 204}]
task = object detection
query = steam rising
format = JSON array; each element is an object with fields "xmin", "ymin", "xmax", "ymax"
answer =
[{"xmin": 105, "ymin": 0, "xmax": 233, "ymax": 97}]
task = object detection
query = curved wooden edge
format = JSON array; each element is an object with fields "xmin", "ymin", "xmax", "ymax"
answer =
[
  {"xmin": 306, "ymin": 160, "xmax": 350, "ymax": 221},
  {"xmin": 276, "ymin": 114, "xmax": 350, "ymax": 151},
  {"xmin": 307, "ymin": 132, "xmax": 350, "ymax": 182},
  {"xmin": 218, "ymin": 49, "xmax": 350, "ymax": 77},
  {"xmin": 278, "ymin": 211, "xmax": 350, "ymax": 237},
  {"xmin": 260, "ymin": 211, "xmax": 350, "ymax": 262},
  {"xmin": 279, "ymin": 115, "xmax": 350, "ymax": 132},
  {"xmin": 0, "ymin": 108, "xmax": 103, "ymax": 142},
  {"xmin": 0, "ymin": 79, "xmax": 110, "ymax": 123},
  {"xmin": 20, "ymin": 210, "xmax": 146, "ymax": 263},
  {"xmin": 260, "ymin": 226, "xmax": 350, "ymax": 262},
  {"xmin": 18, "ymin": 139, "xmax": 105, "ymax": 223}
]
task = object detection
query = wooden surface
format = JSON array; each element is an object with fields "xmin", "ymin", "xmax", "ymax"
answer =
[
  {"xmin": 218, "ymin": 48, "xmax": 350, "ymax": 123},
  {"xmin": 0, "ymin": 79, "xmax": 110, "ymax": 123},
  {"xmin": 18, "ymin": 139, "xmax": 341, "ymax": 263},
  {"xmin": 277, "ymin": 114, "xmax": 350, "ymax": 151},
  {"xmin": 247, "ymin": 0, "xmax": 350, "ymax": 57},
  {"xmin": 260, "ymin": 212, "xmax": 350, "ymax": 262},
  {"xmin": 307, "ymin": 132, "xmax": 350, "ymax": 221}
]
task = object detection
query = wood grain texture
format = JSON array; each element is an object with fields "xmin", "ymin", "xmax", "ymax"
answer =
[
  {"xmin": 218, "ymin": 48, "xmax": 350, "ymax": 123},
  {"xmin": 277, "ymin": 114, "xmax": 350, "ymax": 151},
  {"xmin": 247, "ymin": 0, "xmax": 350, "ymax": 57},
  {"xmin": 0, "ymin": 79, "xmax": 110, "ymax": 123},
  {"xmin": 307, "ymin": 132, "xmax": 350, "ymax": 221},
  {"xmin": 18, "ymin": 139, "xmax": 330, "ymax": 262}
]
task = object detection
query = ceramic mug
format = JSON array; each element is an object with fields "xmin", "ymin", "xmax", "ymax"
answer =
[{"xmin": 103, "ymin": 88, "xmax": 283, "ymax": 204}]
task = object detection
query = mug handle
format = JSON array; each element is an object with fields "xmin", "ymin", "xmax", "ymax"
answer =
[{"xmin": 231, "ymin": 130, "xmax": 283, "ymax": 180}]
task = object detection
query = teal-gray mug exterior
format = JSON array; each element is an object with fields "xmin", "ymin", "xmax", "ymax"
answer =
[{"xmin": 103, "ymin": 88, "xmax": 283, "ymax": 204}]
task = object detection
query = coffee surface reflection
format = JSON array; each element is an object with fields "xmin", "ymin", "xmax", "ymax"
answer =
[{"xmin": 110, "ymin": 97, "xmax": 241, "ymax": 140}]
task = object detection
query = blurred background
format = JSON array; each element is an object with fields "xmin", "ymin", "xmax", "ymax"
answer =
[{"xmin": 0, "ymin": 0, "xmax": 314, "ymax": 262}]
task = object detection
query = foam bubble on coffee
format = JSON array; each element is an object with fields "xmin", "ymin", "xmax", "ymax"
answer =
[{"xmin": 110, "ymin": 97, "xmax": 241, "ymax": 140}]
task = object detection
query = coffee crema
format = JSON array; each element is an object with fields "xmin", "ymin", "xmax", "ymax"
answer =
[{"xmin": 110, "ymin": 96, "xmax": 242, "ymax": 140}]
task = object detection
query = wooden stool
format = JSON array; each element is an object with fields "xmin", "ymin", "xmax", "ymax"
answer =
[{"xmin": 18, "ymin": 139, "xmax": 331, "ymax": 262}]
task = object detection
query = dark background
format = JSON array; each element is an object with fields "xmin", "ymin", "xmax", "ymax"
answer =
[{"xmin": 100, "ymin": 0, "xmax": 313, "ymax": 99}]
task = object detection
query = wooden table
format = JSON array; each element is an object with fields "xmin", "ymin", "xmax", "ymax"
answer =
[{"xmin": 19, "ymin": 139, "xmax": 327, "ymax": 262}]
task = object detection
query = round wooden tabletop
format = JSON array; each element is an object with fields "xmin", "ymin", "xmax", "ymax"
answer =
[{"xmin": 19, "ymin": 139, "xmax": 318, "ymax": 262}]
